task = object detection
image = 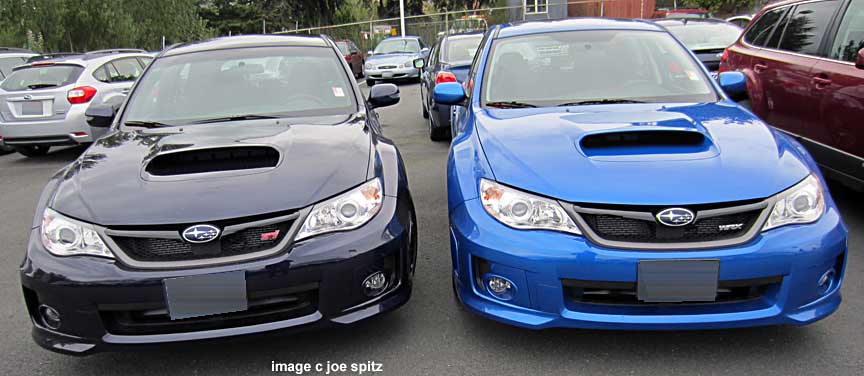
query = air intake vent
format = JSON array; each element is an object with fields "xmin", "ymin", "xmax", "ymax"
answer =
[
  {"xmin": 579, "ymin": 130, "xmax": 712, "ymax": 157},
  {"xmin": 145, "ymin": 146, "xmax": 279, "ymax": 176}
]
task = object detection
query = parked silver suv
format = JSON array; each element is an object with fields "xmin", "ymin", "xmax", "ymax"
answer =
[{"xmin": 0, "ymin": 49, "xmax": 152, "ymax": 157}]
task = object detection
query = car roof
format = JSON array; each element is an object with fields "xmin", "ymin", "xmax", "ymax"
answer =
[
  {"xmin": 163, "ymin": 35, "xmax": 329, "ymax": 57},
  {"xmin": 654, "ymin": 18, "xmax": 741, "ymax": 28},
  {"xmin": 497, "ymin": 18, "xmax": 664, "ymax": 38},
  {"xmin": 443, "ymin": 32, "xmax": 485, "ymax": 41},
  {"xmin": 21, "ymin": 51, "xmax": 150, "ymax": 67},
  {"xmin": 762, "ymin": 0, "xmax": 806, "ymax": 11},
  {"xmin": 382, "ymin": 36, "xmax": 422, "ymax": 41}
]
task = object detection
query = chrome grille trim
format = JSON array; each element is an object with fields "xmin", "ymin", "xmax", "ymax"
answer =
[{"xmin": 561, "ymin": 199, "xmax": 774, "ymax": 250}]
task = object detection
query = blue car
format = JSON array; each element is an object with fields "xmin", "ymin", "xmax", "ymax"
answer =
[{"xmin": 435, "ymin": 19, "xmax": 847, "ymax": 330}]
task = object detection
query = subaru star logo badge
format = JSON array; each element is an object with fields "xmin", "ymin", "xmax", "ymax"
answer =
[
  {"xmin": 656, "ymin": 208, "xmax": 695, "ymax": 227},
  {"xmin": 182, "ymin": 224, "xmax": 220, "ymax": 243},
  {"xmin": 23, "ymin": 94, "xmax": 32, "ymax": 100}
]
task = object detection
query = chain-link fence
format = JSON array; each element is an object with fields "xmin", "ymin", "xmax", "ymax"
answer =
[{"xmin": 274, "ymin": 1, "xmax": 656, "ymax": 52}]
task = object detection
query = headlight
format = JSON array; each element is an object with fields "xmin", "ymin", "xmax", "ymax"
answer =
[
  {"xmin": 762, "ymin": 174, "xmax": 825, "ymax": 231},
  {"xmin": 479, "ymin": 179, "xmax": 581, "ymax": 235},
  {"xmin": 296, "ymin": 178, "xmax": 383, "ymax": 240},
  {"xmin": 41, "ymin": 208, "xmax": 113, "ymax": 258},
  {"xmin": 365, "ymin": 63, "xmax": 373, "ymax": 69}
]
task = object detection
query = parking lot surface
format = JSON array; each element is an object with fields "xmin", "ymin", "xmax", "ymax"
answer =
[{"xmin": 0, "ymin": 82, "xmax": 861, "ymax": 375}]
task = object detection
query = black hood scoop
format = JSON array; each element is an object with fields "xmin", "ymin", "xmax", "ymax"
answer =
[{"xmin": 144, "ymin": 145, "xmax": 280, "ymax": 177}]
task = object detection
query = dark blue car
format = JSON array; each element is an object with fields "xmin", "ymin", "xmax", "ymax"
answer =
[
  {"xmin": 415, "ymin": 32, "xmax": 483, "ymax": 141},
  {"xmin": 435, "ymin": 19, "xmax": 847, "ymax": 329},
  {"xmin": 20, "ymin": 35, "xmax": 417, "ymax": 355}
]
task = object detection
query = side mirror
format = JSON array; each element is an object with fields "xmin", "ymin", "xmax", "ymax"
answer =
[
  {"xmin": 433, "ymin": 82, "xmax": 467, "ymax": 105},
  {"xmin": 85, "ymin": 104, "xmax": 118, "ymax": 128},
  {"xmin": 368, "ymin": 83, "xmax": 400, "ymax": 109},
  {"xmin": 413, "ymin": 58, "xmax": 425, "ymax": 69},
  {"xmin": 718, "ymin": 71, "xmax": 748, "ymax": 102},
  {"xmin": 367, "ymin": 50, "xmax": 373, "ymax": 56},
  {"xmin": 856, "ymin": 48, "xmax": 864, "ymax": 70}
]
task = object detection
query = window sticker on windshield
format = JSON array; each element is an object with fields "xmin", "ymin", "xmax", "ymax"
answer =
[
  {"xmin": 332, "ymin": 87, "xmax": 345, "ymax": 97},
  {"xmin": 685, "ymin": 71, "xmax": 700, "ymax": 81}
]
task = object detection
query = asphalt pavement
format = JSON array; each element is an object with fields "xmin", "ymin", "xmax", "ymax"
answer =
[{"xmin": 0, "ymin": 82, "xmax": 861, "ymax": 375}]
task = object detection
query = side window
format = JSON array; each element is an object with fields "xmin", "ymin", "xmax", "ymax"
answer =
[
  {"xmin": 744, "ymin": 8, "xmax": 787, "ymax": 47},
  {"xmin": 93, "ymin": 66, "xmax": 110, "ymax": 82},
  {"xmin": 465, "ymin": 30, "xmax": 491, "ymax": 99},
  {"xmin": 110, "ymin": 57, "xmax": 145, "ymax": 82},
  {"xmin": 139, "ymin": 57, "xmax": 154, "ymax": 67},
  {"xmin": 766, "ymin": 8, "xmax": 792, "ymax": 48},
  {"xmin": 830, "ymin": 0, "xmax": 864, "ymax": 62},
  {"xmin": 777, "ymin": 0, "xmax": 840, "ymax": 56},
  {"xmin": 428, "ymin": 42, "xmax": 440, "ymax": 67}
]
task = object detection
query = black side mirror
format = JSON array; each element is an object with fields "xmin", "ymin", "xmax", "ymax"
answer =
[
  {"xmin": 85, "ymin": 104, "xmax": 118, "ymax": 128},
  {"xmin": 856, "ymin": 48, "xmax": 864, "ymax": 70},
  {"xmin": 368, "ymin": 83, "xmax": 400, "ymax": 109}
]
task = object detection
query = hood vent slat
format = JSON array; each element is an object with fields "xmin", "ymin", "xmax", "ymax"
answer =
[
  {"xmin": 579, "ymin": 130, "xmax": 712, "ymax": 157},
  {"xmin": 145, "ymin": 146, "xmax": 279, "ymax": 176}
]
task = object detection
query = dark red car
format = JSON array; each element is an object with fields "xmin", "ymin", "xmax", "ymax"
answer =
[
  {"xmin": 721, "ymin": 0, "xmax": 864, "ymax": 190},
  {"xmin": 335, "ymin": 39, "xmax": 365, "ymax": 78}
]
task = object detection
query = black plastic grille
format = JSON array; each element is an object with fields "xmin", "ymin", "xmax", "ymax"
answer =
[
  {"xmin": 100, "ymin": 284, "xmax": 318, "ymax": 335},
  {"xmin": 112, "ymin": 222, "xmax": 292, "ymax": 262},
  {"xmin": 580, "ymin": 210, "xmax": 762, "ymax": 244},
  {"xmin": 563, "ymin": 277, "xmax": 781, "ymax": 306}
]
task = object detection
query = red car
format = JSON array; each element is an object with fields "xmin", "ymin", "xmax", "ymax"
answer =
[
  {"xmin": 335, "ymin": 39, "xmax": 365, "ymax": 78},
  {"xmin": 721, "ymin": 0, "xmax": 864, "ymax": 190}
]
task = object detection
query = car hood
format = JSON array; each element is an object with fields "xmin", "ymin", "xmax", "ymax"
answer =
[
  {"xmin": 367, "ymin": 53, "xmax": 418, "ymax": 65},
  {"xmin": 476, "ymin": 102, "xmax": 811, "ymax": 205},
  {"xmin": 51, "ymin": 116, "xmax": 372, "ymax": 225}
]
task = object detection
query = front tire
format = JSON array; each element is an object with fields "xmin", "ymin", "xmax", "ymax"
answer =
[
  {"xmin": 429, "ymin": 114, "xmax": 447, "ymax": 142},
  {"xmin": 15, "ymin": 145, "xmax": 50, "ymax": 157}
]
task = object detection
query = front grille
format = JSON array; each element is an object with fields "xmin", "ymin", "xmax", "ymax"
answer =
[
  {"xmin": 377, "ymin": 65, "xmax": 398, "ymax": 69},
  {"xmin": 100, "ymin": 284, "xmax": 318, "ymax": 335},
  {"xmin": 111, "ymin": 221, "xmax": 293, "ymax": 262},
  {"xmin": 580, "ymin": 210, "xmax": 762, "ymax": 244},
  {"xmin": 563, "ymin": 277, "xmax": 781, "ymax": 306}
]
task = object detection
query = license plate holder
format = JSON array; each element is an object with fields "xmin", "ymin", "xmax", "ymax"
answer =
[
  {"xmin": 637, "ymin": 259, "xmax": 719, "ymax": 303},
  {"xmin": 163, "ymin": 271, "xmax": 248, "ymax": 320},
  {"xmin": 382, "ymin": 71, "xmax": 393, "ymax": 78},
  {"xmin": 21, "ymin": 101, "xmax": 43, "ymax": 116}
]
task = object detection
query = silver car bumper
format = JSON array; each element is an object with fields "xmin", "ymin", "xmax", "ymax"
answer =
[
  {"xmin": 0, "ymin": 105, "xmax": 105, "ymax": 145},
  {"xmin": 366, "ymin": 66, "xmax": 420, "ymax": 80}
]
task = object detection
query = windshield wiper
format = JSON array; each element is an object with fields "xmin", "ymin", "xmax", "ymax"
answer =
[
  {"xmin": 26, "ymin": 83, "xmax": 58, "ymax": 90},
  {"xmin": 124, "ymin": 120, "xmax": 172, "ymax": 128},
  {"xmin": 557, "ymin": 99, "xmax": 645, "ymax": 106},
  {"xmin": 187, "ymin": 114, "xmax": 281, "ymax": 125},
  {"xmin": 485, "ymin": 101, "xmax": 537, "ymax": 109}
]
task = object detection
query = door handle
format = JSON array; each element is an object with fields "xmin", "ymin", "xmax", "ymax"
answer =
[
  {"xmin": 753, "ymin": 63, "xmax": 768, "ymax": 74},
  {"xmin": 811, "ymin": 76, "xmax": 831, "ymax": 89}
]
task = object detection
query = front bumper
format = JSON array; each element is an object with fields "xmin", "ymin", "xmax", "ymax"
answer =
[
  {"xmin": 20, "ymin": 196, "xmax": 416, "ymax": 355},
  {"xmin": 366, "ymin": 66, "xmax": 420, "ymax": 81},
  {"xmin": 450, "ymin": 198, "xmax": 847, "ymax": 330},
  {"xmin": 0, "ymin": 105, "xmax": 105, "ymax": 146}
]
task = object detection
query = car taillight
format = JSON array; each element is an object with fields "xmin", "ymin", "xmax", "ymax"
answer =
[
  {"xmin": 435, "ymin": 72, "xmax": 457, "ymax": 85},
  {"xmin": 345, "ymin": 55, "xmax": 352, "ymax": 62},
  {"xmin": 67, "ymin": 86, "xmax": 96, "ymax": 104},
  {"xmin": 718, "ymin": 49, "xmax": 730, "ymax": 73}
]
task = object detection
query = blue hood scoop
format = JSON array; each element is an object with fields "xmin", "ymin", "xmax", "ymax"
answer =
[{"xmin": 578, "ymin": 128, "xmax": 719, "ymax": 161}]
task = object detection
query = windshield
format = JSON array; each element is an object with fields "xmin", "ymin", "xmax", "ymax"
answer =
[
  {"xmin": 0, "ymin": 56, "xmax": 27, "ymax": 80},
  {"xmin": 443, "ymin": 35, "xmax": 483, "ymax": 65},
  {"xmin": 0, "ymin": 64, "xmax": 83, "ymax": 91},
  {"xmin": 374, "ymin": 39, "xmax": 420, "ymax": 54},
  {"xmin": 336, "ymin": 42, "xmax": 350, "ymax": 55},
  {"xmin": 122, "ymin": 46, "xmax": 356, "ymax": 126},
  {"xmin": 666, "ymin": 23, "xmax": 743, "ymax": 50},
  {"xmin": 482, "ymin": 30, "xmax": 717, "ymax": 107}
]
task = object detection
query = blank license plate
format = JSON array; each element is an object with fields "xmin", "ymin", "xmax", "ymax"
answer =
[
  {"xmin": 637, "ymin": 260, "xmax": 719, "ymax": 303},
  {"xmin": 164, "ymin": 271, "xmax": 248, "ymax": 320},
  {"xmin": 21, "ymin": 101, "xmax": 43, "ymax": 115}
]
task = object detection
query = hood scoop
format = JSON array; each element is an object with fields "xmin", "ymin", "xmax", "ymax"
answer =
[
  {"xmin": 144, "ymin": 146, "xmax": 280, "ymax": 177},
  {"xmin": 578, "ymin": 130, "xmax": 718, "ymax": 160}
]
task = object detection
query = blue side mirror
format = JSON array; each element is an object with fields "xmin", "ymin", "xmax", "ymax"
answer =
[
  {"xmin": 433, "ymin": 82, "xmax": 466, "ymax": 105},
  {"xmin": 719, "ymin": 71, "xmax": 748, "ymax": 102}
]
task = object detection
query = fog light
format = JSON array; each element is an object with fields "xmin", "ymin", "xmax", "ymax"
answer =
[
  {"xmin": 363, "ymin": 271, "xmax": 387, "ymax": 297},
  {"xmin": 38, "ymin": 304, "xmax": 61, "ymax": 330},
  {"xmin": 485, "ymin": 275, "xmax": 517, "ymax": 301},
  {"xmin": 817, "ymin": 268, "xmax": 836, "ymax": 295}
]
